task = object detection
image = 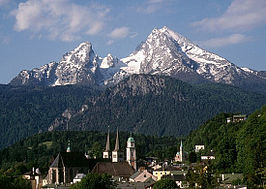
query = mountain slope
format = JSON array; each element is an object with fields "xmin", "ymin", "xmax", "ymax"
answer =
[
  {"xmin": 0, "ymin": 84, "xmax": 99, "ymax": 149},
  {"xmin": 117, "ymin": 26, "xmax": 266, "ymax": 92},
  {"xmin": 10, "ymin": 42, "xmax": 124, "ymax": 86},
  {"xmin": 49, "ymin": 74, "xmax": 266, "ymax": 137},
  {"xmin": 9, "ymin": 27, "xmax": 266, "ymax": 93},
  {"xmin": 185, "ymin": 105, "xmax": 266, "ymax": 186},
  {"xmin": 1, "ymin": 75, "xmax": 266, "ymax": 149}
]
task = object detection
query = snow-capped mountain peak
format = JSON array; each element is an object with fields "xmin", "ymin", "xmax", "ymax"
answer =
[
  {"xmin": 61, "ymin": 41, "xmax": 95, "ymax": 64},
  {"xmin": 9, "ymin": 26, "xmax": 266, "ymax": 93}
]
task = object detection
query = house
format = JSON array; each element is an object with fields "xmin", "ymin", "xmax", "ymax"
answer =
[
  {"xmin": 73, "ymin": 173, "xmax": 86, "ymax": 183},
  {"xmin": 201, "ymin": 155, "xmax": 215, "ymax": 160},
  {"xmin": 219, "ymin": 173, "xmax": 246, "ymax": 188},
  {"xmin": 195, "ymin": 145, "xmax": 205, "ymax": 152},
  {"xmin": 201, "ymin": 150, "xmax": 215, "ymax": 161},
  {"xmin": 152, "ymin": 166, "xmax": 180, "ymax": 180},
  {"xmin": 227, "ymin": 115, "xmax": 247, "ymax": 123},
  {"xmin": 129, "ymin": 169, "xmax": 157, "ymax": 182},
  {"xmin": 23, "ymin": 167, "xmax": 42, "ymax": 189},
  {"xmin": 233, "ymin": 115, "xmax": 247, "ymax": 122},
  {"xmin": 91, "ymin": 162, "xmax": 135, "ymax": 181},
  {"xmin": 117, "ymin": 177, "xmax": 156, "ymax": 189},
  {"xmin": 162, "ymin": 174, "xmax": 188, "ymax": 188}
]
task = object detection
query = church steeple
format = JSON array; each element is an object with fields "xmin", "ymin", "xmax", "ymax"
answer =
[
  {"xmin": 103, "ymin": 127, "xmax": 111, "ymax": 159},
  {"xmin": 66, "ymin": 140, "xmax": 71, "ymax": 152},
  {"xmin": 180, "ymin": 139, "xmax": 183, "ymax": 162},
  {"xmin": 114, "ymin": 127, "xmax": 120, "ymax": 151},
  {"xmin": 105, "ymin": 129, "xmax": 110, "ymax": 151},
  {"xmin": 112, "ymin": 127, "xmax": 124, "ymax": 162}
]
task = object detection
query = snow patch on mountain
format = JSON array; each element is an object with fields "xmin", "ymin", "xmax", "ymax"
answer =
[{"xmin": 10, "ymin": 26, "xmax": 266, "ymax": 92}]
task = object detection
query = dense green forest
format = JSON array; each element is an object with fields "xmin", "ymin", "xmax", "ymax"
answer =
[
  {"xmin": 185, "ymin": 105, "xmax": 266, "ymax": 187},
  {"xmin": 0, "ymin": 74, "xmax": 265, "ymax": 149},
  {"xmin": 0, "ymin": 130, "xmax": 179, "ymax": 173},
  {"xmin": 0, "ymin": 106, "xmax": 265, "ymax": 187},
  {"xmin": 69, "ymin": 75, "xmax": 266, "ymax": 137},
  {"xmin": 0, "ymin": 84, "xmax": 99, "ymax": 149}
]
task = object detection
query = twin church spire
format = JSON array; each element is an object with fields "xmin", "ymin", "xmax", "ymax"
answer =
[
  {"xmin": 103, "ymin": 127, "xmax": 136, "ymax": 170},
  {"xmin": 103, "ymin": 127, "xmax": 122, "ymax": 161}
]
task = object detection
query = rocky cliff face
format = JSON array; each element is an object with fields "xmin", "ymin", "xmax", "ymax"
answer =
[
  {"xmin": 10, "ymin": 42, "xmax": 123, "ymax": 87},
  {"xmin": 10, "ymin": 27, "xmax": 266, "ymax": 93}
]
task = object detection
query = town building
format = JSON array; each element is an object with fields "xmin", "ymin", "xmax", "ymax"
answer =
[
  {"xmin": 46, "ymin": 142, "xmax": 93, "ymax": 185},
  {"xmin": 174, "ymin": 140, "xmax": 183, "ymax": 162},
  {"xmin": 201, "ymin": 150, "xmax": 215, "ymax": 161},
  {"xmin": 129, "ymin": 169, "xmax": 157, "ymax": 182},
  {"xmin": 126, "ymin": 136, "xmax": 137, "ymax": 170},
  {"xmin": 103, "ymin": 128, "xmax": 137, "ymax": 170},
  {"xmin": 195, "ymin": 145, "xmax": 205, "ymax": 152},
  {"xmin": 227, "ymin": 114, "xmax": 247, "ymax": 123},
  {"xmin": 153, "ymin": 166, "xmax": 181, "ymax": 180},
  {"xmin": 162, "ymin": 174, "xmax": 188, "ymax": 188},
  {"xmin": 112, "ymin": 128, "xmax": 124, "ymax": 162},
  {"xmin": 102, "ymin": 129, "xmax": 111, "ymax": 159},
  {"xmin": 91, "ymin": 162, "xmax": 135, "ymax": 181}
]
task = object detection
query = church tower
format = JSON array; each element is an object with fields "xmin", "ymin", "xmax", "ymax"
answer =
[
  {"xmin": 103, "ymin": 129, "xmax": 111, "ymax": 159},
  {"xmin": 126, "ymin": 136, "xmax": 137, "ymax": 170},
  {"xmin": 112, "ymin": 128, "xmax": 124, "ymax": 162},
  {"xmin": 66, "ymin": 140, "xmax": 71, "ymax": 152},
  {"xmin": 180, "ymin": 140, "xmax": 183, "ymax": 162},
  {"xmin": 174, "ymin": 139, "xmax": 183, "ymax": 162}
]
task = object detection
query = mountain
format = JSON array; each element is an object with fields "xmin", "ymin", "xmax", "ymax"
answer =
[
  {"xmin": 0, "ymin": 84, "xmax": 99, "ymax": 149},
  {"xmin": 10, "ymin": 42, "xmax": 124, "ymax": 86},
  {"xmin": 10, "ymin": 27, "xmax": 266, "ymax": 93},
  {"xmin": 1, "ymin": 75, "xmax": 266, "ymax": 149},
  {"xmin": 46, "ymin": 74, "xmax": 266, "ymax": 137},
  {"xmin": 117, "ymin": 26, "xmax": 266, "ymax": 92}
]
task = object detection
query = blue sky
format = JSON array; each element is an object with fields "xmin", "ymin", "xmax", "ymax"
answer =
[{"xmin": 0, "ymin": 0, "xmax": 266, "ymax": 84}]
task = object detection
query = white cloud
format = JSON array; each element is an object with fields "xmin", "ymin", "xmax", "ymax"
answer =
[
  {"xmin": 192, "ymin": 0, "xmax": 266, "ymax": 32},
  {"xmin": 137, "ymin": 0, "xmax": 164, "ymax": 14},
  {"xmin": 199, "ymin": 34, "xmax": 249, "ymax": 48},
  {"xmin": 11, "ymin": 0, "xmax": 109, "ymax": 41},
  {"xmin": 106, "ymin": 40, "xmax": 113, "ymax": 45},
  {"xmin": 109, "ymin": 27, "xmax": 129, "ymax": 39}
]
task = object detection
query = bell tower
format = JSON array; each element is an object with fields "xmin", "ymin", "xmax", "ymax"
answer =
[
  {"xmin": 103, "ymin": 128, "xmax": 111, "ymax": 159},
  {"xmin": 66, "ymin": 140, "xmax": 71, "ymax": 152},
  {"xmin": 180, "ymin": 139, "xmax": 183, "ymax": 162},
  {"xmin": 112, "ymin": 128, "xmax": 124, "ymax": 162},
  {"xmin": 126, "ymin": 135, "xmax": 136, "ymax": 170}
]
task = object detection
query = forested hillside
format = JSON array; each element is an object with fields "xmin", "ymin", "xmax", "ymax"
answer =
[
  {"xmin": 0, "ymin": 106, "xmax": 265, "ymax": 187},
  {"xmin": 0, "ymin": 131, "xmax": 179, "ymax": 173},
  {"xmin": 0, "ymin": 75, "xmax": 266, "ymax": 149},
  {"xmin": 185, "ymin": 106, "xmax": 266, "ymax": 187},
  {"xmin": 0, "ymin": 85, "xmax": 98, "ymax": 149},
  {"xmin": 63, "ymin": 75, "xmax": 266, "ymax": 137}
]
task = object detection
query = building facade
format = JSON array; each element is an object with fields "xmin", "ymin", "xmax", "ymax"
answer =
[{"xmin": 126, "ymin": 136, "xmax": 137, "ymax": 170}]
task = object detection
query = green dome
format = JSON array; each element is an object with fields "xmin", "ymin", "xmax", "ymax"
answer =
[{"xmin": 127, "ymin": 137, "xmax": 135, "ymax": 143}]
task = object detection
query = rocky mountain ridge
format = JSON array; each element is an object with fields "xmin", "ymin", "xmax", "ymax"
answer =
[{"xmin": 10, "ymin": 27, "xmax": 266, "ymax": 93}]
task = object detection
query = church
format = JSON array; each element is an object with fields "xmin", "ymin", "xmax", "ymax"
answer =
[
  {"xmin": 174, "ymin": 140, "xmax": 184, "ymax": 162},
  {"xmin": 92, "ymin": 128, "xmax": 137, "ymax": 181},
  {"xmin": 46, "ymin": 128, "xmax": 137, "ymax": 185}
]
